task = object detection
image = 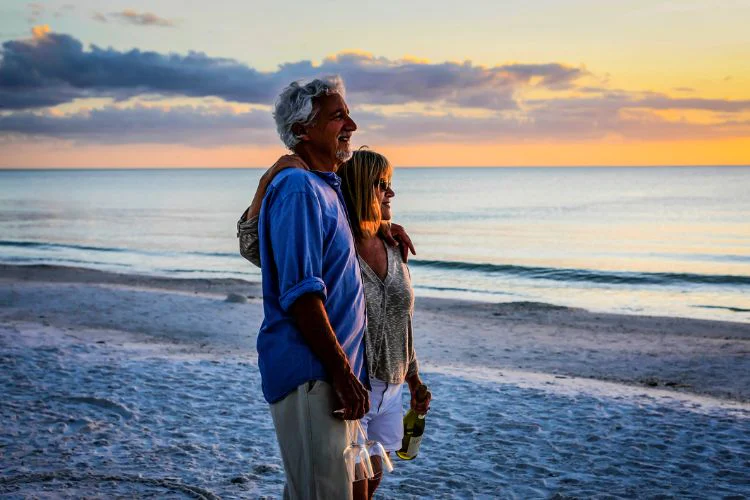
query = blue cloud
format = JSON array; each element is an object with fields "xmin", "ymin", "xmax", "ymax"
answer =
[
  {"xmin": 2, "ymin": 30, "xmax": 748, "ymax": 145},
  {"xmin": 4, "ymin": 98, "xmax": 748, "ymax": 146},
  {"xmin": 0, "ymin": 31, "xmax": 275, "ymax": 110},
  {"xmin": 0, "ymin": 30, "xmax": 586, "ymax": 111},
  {"xmin": 0, "ymin": 105, "xmax": 276, "ymax": 145},
  {"xmin": 109, "ymin": 10, "xmax": 176, "ymax": 27}
]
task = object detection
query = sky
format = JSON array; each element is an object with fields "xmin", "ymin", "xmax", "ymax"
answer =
[{"xmin": 0, "ymin": 0, "xmax": 749, "ymax": 168}]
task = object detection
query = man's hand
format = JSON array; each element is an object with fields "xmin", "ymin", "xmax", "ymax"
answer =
[
  {"xmin": 247, "ymin": 154, "xmax": 310, "ymax": 219},
  {"xmin": 290, "ymin": 293, "xmax": 369, "ymax": 420},
  {"xmin": 330, "ymin": 366, "xmax": 370, "ymax": 421},
  {"xmin": 380, "ymin": 223, "xmax": 416, "ymax": 263}
]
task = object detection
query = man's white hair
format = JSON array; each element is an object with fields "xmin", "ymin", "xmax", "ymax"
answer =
[{"xmin": 273, "ymin": 75, "xmax": 346, "ymax": 150}]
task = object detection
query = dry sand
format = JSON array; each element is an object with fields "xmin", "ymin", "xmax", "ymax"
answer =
[
  {"xmin": 2, "ymin": 263, "xmax": 748, "ymax": 402},
  {"xmin": 2, "ymin": 264, "xmax": 749, "ymax": 498}
]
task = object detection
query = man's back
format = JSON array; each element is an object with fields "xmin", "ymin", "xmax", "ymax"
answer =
[{"xmin": 257, "ymin": 168, "xmax": 367, "ymax": 404}]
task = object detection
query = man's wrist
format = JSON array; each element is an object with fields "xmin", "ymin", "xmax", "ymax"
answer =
[{"xmin": 326, "ymin": 355, "xmax": 354, "ymax": 380}]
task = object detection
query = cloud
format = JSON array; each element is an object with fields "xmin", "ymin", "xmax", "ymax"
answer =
[
  {"xmin": 107, "ymin": 10, "xmax": 176, "ymax": 27},
  {"xmin": 498, "ymin": 63, "xmax": 588, "ymax": 90},
  {"xmin": 0, "ymin": 104, "xmax": 276, "ymax": 145},
  {"xmin": 92, "ymin": 12, "xmax": 108, "ymax": 23},
  {"xmin": 30, "ymin": 24, "xmax": 51, "ymax": 39},
  {"xmin": 0, "ymin": 30, "xmax": 587, "ymax": 111},
  {"xmin": 26, "ymin": 3, "xmax": 45, "ymax": 24},
  {"xmin": 3, "ymin": 96, "xmax": 748, "ymax": 147},
  {"xmin": 0, "ymin": 30, "xmax": 275, "ymax": 110},
  {"xmin": 527, "ymin": 93, "xmax": 750, "ymax": 115},
  {"xmin": 54, "ymin": 4, "xmax": 76, "ymax": 18},
  {"xmin": 633, "ymin": 96, "xmax": 750, "ymax": 113},
  {"xmin": 1, "ymin": 29, "xmax": 748, "ymax": 147},
  {"xmin": 315, "ymin": 52, "xmax": 587, "ymax": 109},
  {"xmin": 26, "ymin": 3, "xmax": 75, "ymax": 23},
  {"xmin": 355, "ymin": 104, "xmax": 750, "ymax": 144}
]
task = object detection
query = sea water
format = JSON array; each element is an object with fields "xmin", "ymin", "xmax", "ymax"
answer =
[{"xmin": 1, "ymin": 166, "xmax": 748, "ymax": 322}]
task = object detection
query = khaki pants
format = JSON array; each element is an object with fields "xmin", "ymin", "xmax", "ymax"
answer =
[{"xmin": 270, "ymin": 380, "xmax": 354, "ymax": 500}]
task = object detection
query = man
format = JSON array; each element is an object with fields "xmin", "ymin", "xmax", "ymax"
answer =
[{"xmin": 256, "ymin": 76, "xmax": 369, "ymax": 499}]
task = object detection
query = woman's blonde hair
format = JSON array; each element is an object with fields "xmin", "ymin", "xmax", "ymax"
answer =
[{"xmin": 338, "ymin": 147, "xmax": 393, "ymax": 241}]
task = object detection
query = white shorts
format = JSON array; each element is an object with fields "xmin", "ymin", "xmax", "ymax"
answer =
[{"xmin": 360, "ymin": 378, "xmax": 404, "ymax": 452}]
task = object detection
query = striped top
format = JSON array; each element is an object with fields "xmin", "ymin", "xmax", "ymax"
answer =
[{"xmin": 359, "ymin": 242, "xmax": 419, "ymax": 384}]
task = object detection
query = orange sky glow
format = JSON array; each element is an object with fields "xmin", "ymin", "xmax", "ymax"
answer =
[
  {"xmin": 3, "ymin": 137, "xmax": 749, "ymax": 169},
  {"xmin": 1, "ymin": 1, "xmax": 749, "ymax": 168}
]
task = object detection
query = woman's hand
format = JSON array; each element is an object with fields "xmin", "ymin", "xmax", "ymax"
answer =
[
  {"xmin": 407, "ymin": 375, "xmax": 431, "ymax": 414},
  {"xmin": 380, "ymin": 223, "xmax": 416, "ymax": 263},
  {"xmin": 247, "ymin": 154, "xmax": 310, "ymax": 219}
]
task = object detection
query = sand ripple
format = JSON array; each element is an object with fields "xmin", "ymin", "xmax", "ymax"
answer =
[
  {"xmin": 1, "ymin": 324, "xmax": 749, "ymax": 498},
  {"xmin": 0, "ymin": 471, "xmax": 219, "ymax": 499}
]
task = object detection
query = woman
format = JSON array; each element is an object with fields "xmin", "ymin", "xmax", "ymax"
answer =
[
  {"xmin": 239, "ymin": 149, "xmax": 430, "ymax": 499},
  {"xmin": 337, "ymin": 149, "xmax": 430, "ymax": 499}
]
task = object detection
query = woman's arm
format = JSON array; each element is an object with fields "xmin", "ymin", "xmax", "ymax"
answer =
[
  {"xmin": 405, "ymin": 317, "xmax": 430, "ymax": 413},
  {"xmin": 248, "ymin": 154, "xmax": 310, "ymax": 219},
  {"xmin": 379, "ymin": 223, "xmax": 416, "ymax": 263},
  {"xmin": 238, "ymin": 155, "xmax": 309, "ymax": 268}
]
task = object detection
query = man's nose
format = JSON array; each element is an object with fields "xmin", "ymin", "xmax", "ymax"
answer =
[{"xmin": 345, "ymin": 115, "xmax": 357, "ymax": 131}]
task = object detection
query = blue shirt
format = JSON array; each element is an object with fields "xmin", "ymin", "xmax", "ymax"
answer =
[{"xmin": 256, "ymin": 168, "xmax": 368, "ymax": 404}]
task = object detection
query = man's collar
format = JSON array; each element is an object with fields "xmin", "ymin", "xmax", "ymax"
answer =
[{"xmin": 310, "ymin": 169, "xmax": 341, "ymax": 189}]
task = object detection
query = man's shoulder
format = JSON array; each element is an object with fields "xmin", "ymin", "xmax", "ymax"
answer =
[
  {"xmin": 269, "ymin": 168, "xmax": 320, "ymax": 193},
  {"xmin": 264, "ymin": 169, "xmax": 330, "ymax": 216}
]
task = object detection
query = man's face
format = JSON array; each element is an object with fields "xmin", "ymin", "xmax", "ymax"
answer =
[{"xmin": 304, "ymin": 93, "xmax": 357, "ymax": 166}]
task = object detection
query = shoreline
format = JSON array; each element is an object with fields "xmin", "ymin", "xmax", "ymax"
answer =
[
  {"xmin": 5, "ymin": 263, "xmax": 749, "ymax": 326},
  {"xmin": 2, "ymin": 263, "xmax": 749, "ymax": 402}
]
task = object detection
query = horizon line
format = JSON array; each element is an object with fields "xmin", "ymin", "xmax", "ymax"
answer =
[{"xmin": 2, "ymin": 164, "xmax": 750, "ymax": 171}]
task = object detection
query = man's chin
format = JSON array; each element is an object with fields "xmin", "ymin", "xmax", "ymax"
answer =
[{"xmin": 336, "ymin": 148, "xmax": 353, "ymax": 162}]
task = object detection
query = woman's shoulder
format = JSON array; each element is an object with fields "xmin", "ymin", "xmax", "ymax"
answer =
[
  {"xmin": 385, "ymin": 243, "xmax": 410, "ymax": 272},
  {"xmin": 384, "ymin": 243, "xmax": 401, "ymax": 257}
]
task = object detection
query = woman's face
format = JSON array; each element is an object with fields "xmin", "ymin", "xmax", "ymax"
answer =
[{"xmin": 374, "ymin": 176, "xmax": 394, "ymax": 221}]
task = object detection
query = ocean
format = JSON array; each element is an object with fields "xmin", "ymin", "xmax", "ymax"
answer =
[{"xmin": 1, "ymin": 166, "xmax": 748, "ymax": 322}]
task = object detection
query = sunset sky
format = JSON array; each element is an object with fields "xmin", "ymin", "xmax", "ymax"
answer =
[{"xmin": 1, "ymin": 0, "xmax": 749, "ymax": 168}]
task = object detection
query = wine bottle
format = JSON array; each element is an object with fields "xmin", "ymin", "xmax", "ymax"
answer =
[{"xmin": 396, "ymin": 384, "xmax": 430, "ymax": 460}]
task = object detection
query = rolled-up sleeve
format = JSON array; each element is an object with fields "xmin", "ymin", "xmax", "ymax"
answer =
[{"xmin": 268, "ymin": 191, "xmax": 327, "ymax": 312}]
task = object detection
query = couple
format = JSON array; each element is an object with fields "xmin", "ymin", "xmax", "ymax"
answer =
[{"xmin": 241, "ymin": 75, "xmax": 430, "ymax": 499}]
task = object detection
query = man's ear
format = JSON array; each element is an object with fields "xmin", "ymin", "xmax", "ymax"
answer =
[{"xmin": 291, "ymin": 123, "xmax": 309, "ymax": 142}]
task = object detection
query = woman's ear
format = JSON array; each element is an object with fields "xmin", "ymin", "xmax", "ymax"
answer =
[{"xmin": 291, "ymin": 123, "xmax": 309, "ymax": 142}]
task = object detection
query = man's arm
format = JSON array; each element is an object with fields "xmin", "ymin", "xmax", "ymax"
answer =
[
  {"xmin": 267, "ymin": 184, "xmax": 368, "ymax": 420},
  {"xmin": 291, "ymin": 293, "xmax": 370, "ymax": 420}
]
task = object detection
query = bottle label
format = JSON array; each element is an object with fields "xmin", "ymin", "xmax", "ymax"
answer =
[{"xmin": 405, "ymin": 435, "xmax": 422, "ymax": 457}]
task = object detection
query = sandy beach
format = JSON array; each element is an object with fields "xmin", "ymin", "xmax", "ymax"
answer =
[
  {"xmin": 2, "ymin": 264, "xmax": 749, "ymax": 498},
  {"xmin": 3, "ymin": 264, "xmax": 749, "ymax": 402}
]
